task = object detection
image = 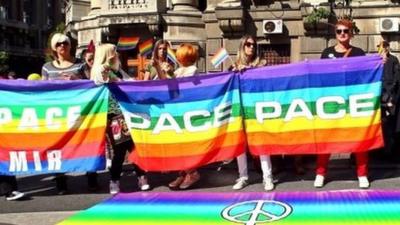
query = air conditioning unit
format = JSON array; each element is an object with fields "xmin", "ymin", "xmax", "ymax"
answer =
[
  {"xmin": 379, "ymin": 17, "xmax": 399, "ymax": 33},
  {"xmin": 263, "ymin": 20, "xmax": 283, "ymax": 34}
]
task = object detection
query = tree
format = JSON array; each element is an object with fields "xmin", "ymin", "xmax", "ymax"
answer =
[{"xmin": 0, "ymin": 51, "xmax": 9, "ymax": 74}]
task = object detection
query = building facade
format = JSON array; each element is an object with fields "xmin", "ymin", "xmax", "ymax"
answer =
[
  {"xmin": 66, "ymin": 0, "xmax": 400, "ymax": 78},
  {"xmin": 0, "ymin": 0, "xmax": 65, "ymax": 77}
]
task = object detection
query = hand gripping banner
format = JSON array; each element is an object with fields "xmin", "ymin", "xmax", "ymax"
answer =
[
  {"xmin": 240, "ymin": 55, "xmax": 384, "ymax": 155},
  {"xmin": 110, "ymin": 72, "xmax": 246, "ymax": 171},
  {"xmin": 0, "ymin": 80, "xmax": 108, "ymax": 175}
]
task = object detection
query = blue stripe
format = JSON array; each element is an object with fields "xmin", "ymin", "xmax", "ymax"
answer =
[
  {"xmin": 241, "ymin": 82, "xmax": 381, "ymax": 106},
  {"xmin": 119, "ymin": 90, "xmax": 241, "ymax": 117},
  {"xmin": 240, "ymin": 68, "xmax": 383, "ymax": 93},
  {"xmin": 111, "ymin": 76, "xmax": 239, "ymax": 104},
  {"xmin": 0, "ymin": 156, "xmax": 105, "ymax": 175},
  {"xmin": 0, "ymin": 86, "xmax": 109, "ymax": 106}
]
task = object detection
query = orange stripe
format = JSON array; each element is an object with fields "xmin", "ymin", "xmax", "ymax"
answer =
[
  {"xmin": 247, "ymin": 124, "xmax": 382, "ymax": 145},
  {"xmin": 133, "ymin": 131, "xmax": 245, "ymax": 157},
  {"xmin": 0, "ymin": 127, "xmax": 106, "ymax": 149}
]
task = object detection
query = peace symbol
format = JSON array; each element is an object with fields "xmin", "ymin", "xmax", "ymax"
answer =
[{"xmin": 221, "ymin": 200, "xmax": 292, "ymax": 225}]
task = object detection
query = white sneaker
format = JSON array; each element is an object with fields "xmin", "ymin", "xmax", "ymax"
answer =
[
  {"xmin": 5, "ymin": 191, "xmax": 25, "ymax": 201},
  {"xmin": 314, "ymin": 175, "xmax": 325, "ymax": 188},
  {"xmin": 263, "ymin": 179, "xmax": 275, "ymax": 191},
  {"xmin": 138, "ymin": 176, "xmax": 150, "ymax": 191},
  {"xmin": 109, "ymin": 180, "xmax": 120, "ymax": 194},
  {"xmin": 358, "ymin": 176, "xmax": 370, "ymax": 189},
  {"xmin": 232, "ymin": 177, "xmax": 249, "ymax": 190}
]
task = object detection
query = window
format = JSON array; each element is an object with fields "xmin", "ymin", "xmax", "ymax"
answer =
[{"xmin": 259, "ymin": 44, "xmax": 291, "ymax": 66}]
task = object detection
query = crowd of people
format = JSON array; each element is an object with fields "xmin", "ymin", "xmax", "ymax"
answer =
[{"xmin": 0, "ymin": 18, "xmax": 399, "ymax": 201}]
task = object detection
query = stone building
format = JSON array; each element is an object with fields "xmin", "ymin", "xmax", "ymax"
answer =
[
  {"xmin": 66, "ymin": 0, "xmax": 400, "ymax": 78},
  {"xmin": 0, "ymin": 0, "xmax": 65, "ymax": 77}
]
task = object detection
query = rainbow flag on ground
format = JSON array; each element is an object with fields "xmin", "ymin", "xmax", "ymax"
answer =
[
  {"xmin": 109, "ymin": 72, "xmax": 245, "ymax": 171},
  {"xmin": 117, "ymin": 36, "xmax": 140, "ymax": 51},
  {"xmin": 58, "ymin": 190, "xmax": 400, "ymax": 225},
  {"xmin": 167, "ymin": 47, "xmax": 178, "ymax": 65},
  {"xmin": 139, "ymin": 38, "xmax": 153, "ymax": 56},
  {"xmin": 211, "ymin": 48, "xmax": 230, "ymax": 68},
  {"xmin": 0, "ymin": 80, "xmax": 108, "ymax": 175},
  {"xmin": 241, "ymin": 55, "xmax": 384, "ymax": 155}
]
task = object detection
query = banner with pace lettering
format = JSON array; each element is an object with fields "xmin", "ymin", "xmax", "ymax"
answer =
[
  {"xmin": 241, "ymin": 55, "xmax": 384, "ymax": 155},
  {"xmin": 0, "ymin": 80, "xmax": 108, "ymax": 175},
  {"xmin": 110, "ymin": 73, "xmax": 245, "ymax": 171}
]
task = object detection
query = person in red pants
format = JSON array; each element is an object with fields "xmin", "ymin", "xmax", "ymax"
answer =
[{"xmin": 315, "ymin": 19, "xmax": 369, "ymax": 189}]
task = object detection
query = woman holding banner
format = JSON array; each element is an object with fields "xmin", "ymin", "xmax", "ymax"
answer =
[
  {"xmin": 316, "ymin": 19, "xmax": 369, "ymax": 189},
  {"xmin": 228, "ymin": 35, "xmax": 274, "ymax": 191},
  {"xmin": 91, "ymin": 43, "xmax": 150, "ymax": 194},
  {"xmin": 168, "ymin": 43, "xmax": 202, "ymax": 190},
  {"xmin": 143, "ymin": 39, "xmax": 175, "ymax": 80}
]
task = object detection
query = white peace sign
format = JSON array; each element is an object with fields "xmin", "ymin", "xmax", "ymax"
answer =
[{"xmin": 221, "ymin": 200, "xmax": 292, "ymax": 225}]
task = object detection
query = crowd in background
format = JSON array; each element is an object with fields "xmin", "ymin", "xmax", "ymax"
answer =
[{"xmin": 0, "ymin": 18, "xmax": 399, "ymax": 201}]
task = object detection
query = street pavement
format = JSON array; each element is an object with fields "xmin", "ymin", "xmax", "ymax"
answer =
[{"xmin": 1, "ymin": 153, "xmax": 400, "ymax": 225}]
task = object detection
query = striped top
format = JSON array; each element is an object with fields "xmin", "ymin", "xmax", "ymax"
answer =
[{"xmin": 41, "ymin": 60, "xmax": 85, "ymax": 80}]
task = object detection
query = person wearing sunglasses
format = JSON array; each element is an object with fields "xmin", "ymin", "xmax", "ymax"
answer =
[
  {"xmin": 42, "ymin": 33, "xmax": 85, "ymax": 81},
  {"xmin": 316, "ymin": 19, "xmax": 369, "ymax": 189}
]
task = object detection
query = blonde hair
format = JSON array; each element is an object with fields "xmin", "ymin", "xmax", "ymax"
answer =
[
  {"xmin": 90, "ymin": 43, "xmax": 120, "ymax": 79},
  {"xmin": 176, "ymin": 43, "xmax": 198, "ymax": 67},
  {"xmin": 236, "ymin": 35, "xmax": 261, "ymax": 67}
]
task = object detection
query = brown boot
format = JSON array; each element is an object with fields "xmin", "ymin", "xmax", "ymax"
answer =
[
  {"xmin": 168, "ymin": 173, "xmax": 185, "ymax": 189},
  {"xmin": 179, "ymin": 170, "xmax": 200, "ymax": 190}
]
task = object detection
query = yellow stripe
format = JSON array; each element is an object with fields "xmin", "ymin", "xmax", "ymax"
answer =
[
  {"xmin": 0, "ymin": 112, "xmax": 107, "ymax": 133},
  {"xmin": 245, "ymin": 110, "xmax": 381, "ymax": 133},
  {"xmin": 132, "ymin": 118, "xmax": 243, "ymax": 144}
]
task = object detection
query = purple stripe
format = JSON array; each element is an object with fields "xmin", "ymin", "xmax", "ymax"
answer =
[
  {"xmin": 0, "ymin": 80, "xmax": 97, "ymax": 92},
  {"xmin": 243, "ymin": 55, "xmax": 382, "ymax": 80},
  {"xmin": 115, "ymin": 71, "xmax": 233, "ymax": 92}
]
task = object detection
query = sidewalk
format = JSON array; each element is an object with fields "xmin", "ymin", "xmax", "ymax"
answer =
[{"xmin": 0, "ymin": 211, "xmax": 76, "ymax": 225}]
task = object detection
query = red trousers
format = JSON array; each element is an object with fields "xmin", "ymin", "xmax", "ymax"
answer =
[{"xmin": 316, "ymin": 152, "xmax": 368, "ymax": 177}]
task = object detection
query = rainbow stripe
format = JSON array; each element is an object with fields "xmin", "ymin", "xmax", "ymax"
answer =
[
  {"xmin": 139, "ymin": 39, "xmax": 153, "ymax": 56},
  {"xmin": 211, "ymin": 48, "xmax": 230, "ymax": 68},
  {"xmin": 0, "ymin": 80, "xmax": 108, "ymax": 175},
  {"xmin": 58, "ymin": 190, "xmax": 400, "ymax": 225},
  {"xmin": 117, "ymin": 37, "xmax": 140, "ymax": 51},
  {"xmin": 241, "ymin": 55, "xmax": 384, "ymax": 155},
  {"xmin": 167, "ymin": 47, "xmax": 178, "ymax": 65},
  {"xmin": 110, "ymin": 72, "xmax": 245, "ymax": 171}
]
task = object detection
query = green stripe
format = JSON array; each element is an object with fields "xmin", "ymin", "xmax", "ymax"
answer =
[{"xmin": 243, "ymin": 97, "xmax": 380, "ymax": 120}]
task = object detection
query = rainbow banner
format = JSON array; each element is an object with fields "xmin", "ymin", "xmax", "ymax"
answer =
[
  {"xmin": 58, "ymin": 190, "xmax": 400, "ymax": 225},
  {"xmin": 167, "ymin": 47, "xmax": 178, "ymax": 65},
  {"xmin": 0, "ymin": 80, "xmax": 108, "ymax": 175},
  {"xmin": 211, "ymin": 48, "xmax": 230, "ymax": 68},
  {"xmin": 109, "ymin": 72, "xmax": 245, "ymax": 171},
  {"xmin": 139, "ymin": 38, "xmax": 153, "ymax": 56},
  {"xmin": 117, "ymin": 36, "xmax": 140, "ymax": 51},
  {"xmin": 241, "ymin": 55, "xmax": 384, "ymax": 155}
]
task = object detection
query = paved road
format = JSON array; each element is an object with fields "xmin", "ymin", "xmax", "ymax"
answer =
[{"xmin": 1, "ymin": 155, "xmax": 400, "ymax": 225}]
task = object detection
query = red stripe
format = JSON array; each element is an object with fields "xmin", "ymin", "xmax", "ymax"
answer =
[
  {"xmin": 248, "ymin": 136, "xmax": 384, "ymax": 155},
  {"xmin": 0, "ymin": 141, "xmax": 105, "ymax": 162},
  {"xmin": 129, "ymin": 143, "xmax": 246, "ymax": 172}
]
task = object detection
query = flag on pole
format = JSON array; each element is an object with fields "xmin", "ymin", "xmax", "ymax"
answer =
[
  {"xmin": 117, "ymin": 37, "xmax": 140, "ymax": 51},
  {"xmin": 211, "ymin": 48, "xmax": 230, "ymax": 68},
  {"xmin": 167, "ymin": 47, "xmax": 178, "ymax": 65},
  {"xmin": 139, "ymin": 39, "xmax": 153, "ymax": 56}
]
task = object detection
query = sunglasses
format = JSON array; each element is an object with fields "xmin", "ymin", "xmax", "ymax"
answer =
[
  {"xmin": 56, "ymin": 41, "xmax": 69, "ymax": 47},
  {"xmin": 244, "ymin": 42, "xmax": 256, "ymax": 48},
  {"xmin": 336, "ymin": 29, "xmax": 350, "ymax": 35}
]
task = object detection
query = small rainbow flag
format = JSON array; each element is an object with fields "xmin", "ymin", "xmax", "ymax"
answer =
[
  {"xmin": 0, "ymin": 80, "xmax": 108, "ymax": 175},
  {"xmin": 139, "ymin": 38, "xmax": 153, "ymax": 56},
  {"xmin": 117, "ymin": 36, "xmax": 139, "ymax": 51},
  {"xmin": 58, "ymin": 190, "xmax": 400, "ymax": 225},
  {"xmin": 211, "ymin": 48, "xmax": 230, "ymax": 68},
  {"xmin": 241, "ymin": 55, "xmax": 384, "ymax": 155},
  {"xmin": 167, "ymin": 47, "xmax": 178, "ymax": 65},
  {"xmin": 109, "ymin": 73, "xmax": 245, "ymax": 171}
]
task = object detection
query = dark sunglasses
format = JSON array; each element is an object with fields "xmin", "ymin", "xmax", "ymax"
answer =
[
  {"xmin": 56, "ymin": 41, "xmax": 69, "ymax": 47},
  {"xmin": 244, "ymin": 42, "xmax": 256, "ymax": 48},
  {"xmin": 336, "ymin": 29, "xmax": 350, "ymax": 35}
]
